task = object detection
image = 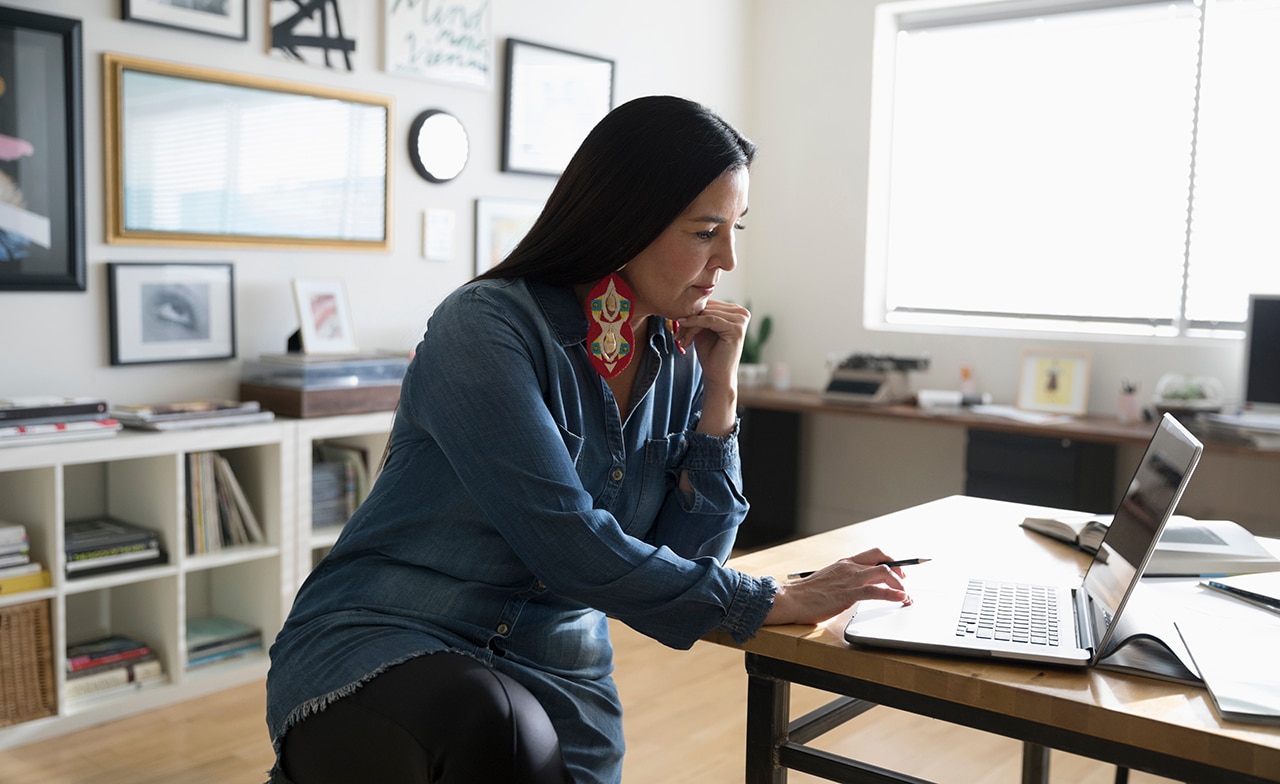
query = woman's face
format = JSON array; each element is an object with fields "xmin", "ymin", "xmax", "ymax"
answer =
[{"xmin": 621, "ymin": 167, "xmax": 749, "ymax": 321}]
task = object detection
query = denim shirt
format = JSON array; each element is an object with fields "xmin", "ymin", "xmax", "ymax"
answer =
[{"xmin": 265, "ymin": 278, "xmax": 776, "ymax": 784}]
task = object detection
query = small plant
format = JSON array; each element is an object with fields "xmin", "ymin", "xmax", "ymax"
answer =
[{"xmin": 740, "ymin": 305, "xmax": 772, "ymax": 365}]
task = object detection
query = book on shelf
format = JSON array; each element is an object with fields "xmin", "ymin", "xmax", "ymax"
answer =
[
  {"xmin": 64, "ymin": 658, "xmax": 165, "ymax": 701},
  {"xmin": 1176, "ymin": 617, "xmax": 1280, "ymax": 724},
  {"xmin": 67, "ymin": 650, "xmax": 160, "ymax": 679},
  {"xmin": 0, "ymin": 547, "xmax": 30, "ymax": 568},
  {"xmin": 0, "ymin": 521, "xmax": 29, "ymax": 547},
  {"xmin": 311, "ymin": 458, "xmax": 356, "ymax": 528},
  {"xmin": 0, "ymin": 396, "xmax": 109, "ymax": 425},
  {"xmin": 0, "ymin": 566, "xmax": 50, "ymax": 595},
  {"xmin": 111, "ymin": 400, "xmax": 275, "ymax": 431},
  {"xmin": 0, "ymin": 418, "xmax": 122, "ymax": 447},
  {"xmin": 67, "ymin": 634, "xmax": 153, "ymax": 672},
  {"xmin": 315, "ymin": 442, "xmax": 371, "ymax": 507},
  {"xmin": 186, "ymin": 615, "xmax": 262, "ymax": 667},
  {"xmin": 116, "ymin": 409, "xmax": 275, "ymax": 431},
  {"xmin": 1021, "ymin": 513, "xmax": 1280, "ymax": 576},
  {"xmin": 64, "ymin": 516, "xmax": 166, "ymax": 577},
  {"xmin": 186, "ymin": 452, "xmax": 264, "ymax": 555}
]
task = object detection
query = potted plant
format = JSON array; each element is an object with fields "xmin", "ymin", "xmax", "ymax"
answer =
[{"xmin": 738, "ymin": 305, "xmax": 772, "ymax": 387}]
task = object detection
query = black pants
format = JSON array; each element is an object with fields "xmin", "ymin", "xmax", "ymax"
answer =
[{"xmin": 275, "ymin": 653, "xmax": 574, "ymax": 783}]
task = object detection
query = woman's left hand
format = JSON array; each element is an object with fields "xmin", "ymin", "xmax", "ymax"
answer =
[{"xmin": 675, "ymin": 299, "xmax": 749, "ymax": 391}]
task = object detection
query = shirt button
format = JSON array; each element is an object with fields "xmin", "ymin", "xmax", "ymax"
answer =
[
  {"xmin": 611, "ymin": 468, "xmax": 624, "ymax": 481},
  {"xmin": 496, "ymin": 623, "xmax": 509, "ymax": 635}
]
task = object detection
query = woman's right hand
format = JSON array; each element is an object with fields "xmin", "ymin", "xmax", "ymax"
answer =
[{"xmin": 763, "ymin": 548, "xmax": 912, "ymax": 626}]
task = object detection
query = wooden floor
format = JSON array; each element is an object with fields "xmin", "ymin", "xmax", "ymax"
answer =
[{"xmin": 0, "ymin": 620, "xmax": 1179, "ymax": 783}]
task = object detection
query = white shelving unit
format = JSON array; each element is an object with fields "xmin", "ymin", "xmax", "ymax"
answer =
[
  {"xmin": 0, "ymin": 413, "xmax": 393, "ymax": 750},
  {"xmin": 294, "ymin": 411, "xmax": 393, "ymax": 586}
]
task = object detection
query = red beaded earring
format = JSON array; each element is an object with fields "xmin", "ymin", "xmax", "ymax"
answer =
[{"xmin": 585, "ymin": 273, "xmax": 634, "ymax": 378}]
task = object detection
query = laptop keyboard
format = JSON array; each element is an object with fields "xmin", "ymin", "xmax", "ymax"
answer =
[{"xmin": 956, "ymin": 579, "xmax": 1061, "ymax": 646}]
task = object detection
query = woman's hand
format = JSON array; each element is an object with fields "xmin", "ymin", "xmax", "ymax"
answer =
[
  {"xmin": 763, "ymin": 548, "xmax": 913, "ymax": 626},
  {"xmin": 675, "ymin": 300, "xmax": 748, "ymax": 387},
  {"xmin": 675, "ymin": 300, "xmax": 748, "ymax": 438}
]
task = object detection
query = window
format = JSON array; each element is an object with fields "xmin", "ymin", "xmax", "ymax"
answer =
[{"xmin": 866, "ymin": 0, "xmax": 1280, "ymax": 338}]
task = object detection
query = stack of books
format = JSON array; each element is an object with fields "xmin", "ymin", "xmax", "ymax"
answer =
[
  {"xmin": 65, "ymin": 634, "xmax": 164, "ymax": 701},
  {"xmin": 0, "ymin": 396, "xmax": 121, "ymax": 448},
  {"xmin": 64, "ymin": 516, "xmax": 167, "ymax": 578},
  {"xmin": 185, "ymin": 615, "xmax": 263, "ymax": 668},
  {"xmin": 110, "ymin": 400, "xmax": 275, "ymax": 431},
  {"xmin": 311, "ymin": 459, "xmax": 356, "ymax": 529},
  {"xmin": 186, "ymin": 452, "xmax": 266, "ymax": 555},
  {"xmin": 0, "ymin": 521, "xmax": 50, "ymax": 595}
]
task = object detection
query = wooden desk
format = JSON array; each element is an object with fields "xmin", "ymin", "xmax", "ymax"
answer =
[
  {"xmin": 708, "ymin": 495, "xmax": 1280, "ymax": 783},
  {"xmin": 736, "ymin": 387, "xmax": 1280, "ymax": 547},
  {"xmin": 740, "ymin": 386, "xmax": 1280, "ymax": 460}
]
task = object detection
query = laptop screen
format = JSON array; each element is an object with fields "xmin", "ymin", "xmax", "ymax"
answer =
[{"xmin": 1081, "ymin": 413, "xmax": 1203, "ymax": 655}]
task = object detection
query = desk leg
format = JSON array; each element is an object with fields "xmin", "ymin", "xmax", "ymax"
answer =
[
  {"xmin": 1022, "ymin": 742, "xmax": 1050, "ymax": 784},
  {"xmin": 746, "ymin": 659, "xmax": 790, "ymax": 783}
]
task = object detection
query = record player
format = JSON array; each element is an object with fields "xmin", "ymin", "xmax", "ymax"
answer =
[{"xmin": 823, "ymin": 353, "xmax": 931, "ymax": 405}]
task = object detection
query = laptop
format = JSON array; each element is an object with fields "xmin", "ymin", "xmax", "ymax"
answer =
[{"xmin": 844, "ymin": 413, "xmax": 1204, "ymax": 667}]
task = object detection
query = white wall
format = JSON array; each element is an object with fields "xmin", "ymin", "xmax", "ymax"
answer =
[
  {"xmin": 2, "ymin": 0, "xmax": 1268, "ymax": 533},
  {"xmin": 0, "ymin": 0, "xmax": 750, "ymax": 401},
  {"xmin": 741, "ymin": 0, "xmax": 1268, "ymax": 533}
]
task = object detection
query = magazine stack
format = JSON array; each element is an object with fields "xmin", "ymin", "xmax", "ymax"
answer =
[
  {"xmin": 65, "ymin": 634, "xmax": 164, "ymax": 702},
  {"xmin": 0, "ymin": 396, "xmax": 120, "ymax": 447},
  {"xmin": 186, "ymin": 615, "xmax": 263, "ymax": 669},
  {"xmin": 0, "ymin": 521, "xmax": 50, "ymax": 595},
  {"xmin": 64, "ymin": 517, "xmax": 167, "ymax": 578},
  {"xmin": 110, "ymin": 400, "xmax": 274, "ymax": 431}
]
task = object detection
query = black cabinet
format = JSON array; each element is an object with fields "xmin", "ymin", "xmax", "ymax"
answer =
[
  {"xmin": 965, "ymin": 429, "xmax": 1116, "ymax": 513},
  {"xmin": 736, "ymin": 407, "xmax": 801, "ymax": 548}
]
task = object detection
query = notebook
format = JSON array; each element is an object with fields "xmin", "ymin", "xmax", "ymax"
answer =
[{"xmin": 844, "ymin": 413, "xmax": 1204, "ymax": 667}]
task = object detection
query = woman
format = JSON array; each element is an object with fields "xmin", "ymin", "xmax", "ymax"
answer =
[{"xmin": 265, "ymin": 95, "xmax": 910, "ymax": 784}]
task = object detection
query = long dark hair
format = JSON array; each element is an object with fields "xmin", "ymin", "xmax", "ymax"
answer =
[{"xmin": 475, "ymin": 95, "xmax": 756, "ymax": 286}]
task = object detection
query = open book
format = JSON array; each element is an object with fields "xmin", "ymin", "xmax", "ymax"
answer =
[{"xmin": 1021, "ymin": 513, "xmax": 1280, "ymax": 576}]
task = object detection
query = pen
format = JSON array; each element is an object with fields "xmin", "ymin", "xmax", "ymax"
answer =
[{"xmin": 788, "ymin": 558, "xmax": 931, "ymax": 579}]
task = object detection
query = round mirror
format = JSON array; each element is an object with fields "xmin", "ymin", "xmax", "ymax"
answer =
[{"xmin": 409, "ymin": 109, "xmax": 469, "ymax": 183}]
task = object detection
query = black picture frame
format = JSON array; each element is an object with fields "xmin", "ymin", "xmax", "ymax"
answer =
[
  {"xmin": 502, "ymin": 38, "xmax": 614, "ymax": 177},
  {"xmin": 0, "ymin": 7, "xmax": 85, "ymax": 291},
  {"xmin": 122, "ymin": 0, "xmax": 248, "ymax": 41},
  {"xmin": 107, "ymin": 262, "xmax": 237, "ymax": 366}
]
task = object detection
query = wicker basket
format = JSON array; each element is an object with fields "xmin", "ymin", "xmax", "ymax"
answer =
[{"xmin": 0, "ymin": 599, "xmax": 57, "ymax": 728}]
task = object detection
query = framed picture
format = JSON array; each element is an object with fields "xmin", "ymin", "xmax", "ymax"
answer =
[
  {"xmin": 0, "ymin": 7, "xmax": 84, "ymax": 291},
  {"xmin": 270, "ymin": 0, "xmax": 356, "ymax": 71},
  {"xmin": 108, "ymin": 263, "xmax": 236, "ymax": 366},
  {"xmin": 104, "ymin": 54, "xmax": 390, "ymax": 251},
  {"xmin": 1016, "ymin": 349, "xmax": 1092, "ymax": 416},
  {"xmin": 474, "ymin": 198, "xmax": 542, "ymax": 275},
  {"xmin": 292, "ymin": 278, "xmax": 358, "ymax": 354},
  {"xmin": 385, "ymin": 0, "xmax": 493, "ymax": 88},
  {"xmin": 502, "ymin": 39, "xmax": 614, "ymax": 176},
  {"xmin": 122, "ymin": 0, "xmax": 248, "ymax": 41}
]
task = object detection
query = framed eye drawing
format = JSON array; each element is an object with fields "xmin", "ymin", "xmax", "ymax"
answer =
[
  {"xmin": 501, "ymin": 39, "xmax": 614, "ymax": 177},
  {"xmin": 108, "ymin": 262, "xmax": 236, "ymax": 365}
]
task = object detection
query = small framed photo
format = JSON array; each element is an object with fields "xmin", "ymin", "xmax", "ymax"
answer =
[
  {"xmin": 108, "ymin": 262, "xmax": 236, "ymax": 365},
  {"xmin": 292, "ymin": 278, "xmax": 358, "ymax": 354},
  {"xmin": 474, "ymin": 198, "xmax": 542, "ymax": 275},
  {"xmin": 502, "ymin": 39, "xmax": 614, "ymax": 176},
  {"xmin": 1017, "ymin": 349, "xmax": 1092, "ymax": 416},
  {"xmin": 122, "ymin": 0, "xmax": 248, "ymax": 41}
]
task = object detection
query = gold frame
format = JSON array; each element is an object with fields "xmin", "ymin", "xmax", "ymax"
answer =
[{"xmin": 103, "ymin": 53, "xmax": 392, "ymax": 251}]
